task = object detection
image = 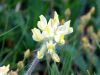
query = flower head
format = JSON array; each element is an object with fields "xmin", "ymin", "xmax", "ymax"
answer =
[{"xmin": 32, "ymin": 11, "xmax": 73, "ymax": 62}]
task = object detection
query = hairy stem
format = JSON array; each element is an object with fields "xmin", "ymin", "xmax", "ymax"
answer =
[{"xmin": 25, "ymin": 57, "xmax": 39, "ymax": 75}]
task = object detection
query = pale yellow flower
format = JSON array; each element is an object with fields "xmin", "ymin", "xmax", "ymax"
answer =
[
  {"xmin": 32, "ymin": 11, "xmax": 73, "ymax": 62},
  {"xmin": 0, "ymin": 65, "xmax": 10, "ymax": 75}
]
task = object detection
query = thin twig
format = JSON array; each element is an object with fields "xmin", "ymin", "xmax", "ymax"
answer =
[
  {"xmin": 15, "ymin": 1, "xmax": 21, "ymax": 12},
  {"xmin": 87, "ymin": 70, "xmax": 91, "ymax": 75},
  {"xmin": 25, "ymin": 57, "xmax": 39, "ymax": 75}
]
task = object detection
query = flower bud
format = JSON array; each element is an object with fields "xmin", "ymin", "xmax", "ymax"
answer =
[
  {"xmin": 82, "ymin": 43, "xmax": 90, "ymax": 50},
  {"xmin": 87, "ymin": 26, "xmax": 94, "ymax": 35},
  {"xmin": 80, "ymin": 13, "xmax": 91, "ymax": 24},
  {"xmin": 37, "ymin": 51, "xmax": 44, "ymax": 59},
  {"xmin": 91, "ymin": 32, "xmax": 97, "ymax": 40},
  {"xmin": 61, "ymin": 19, "xmax": 65, "ymax": 25},
  {"xmin": 86, "ymin": 13, "xmax": 91, "ymax": 21},
  {"xmin": 65, "ymin": 8, "xmax": 71, "ymax": 16},
  {"xmin": 37, "ymin": 45, "xmax": 46, "ymax": 59},
  {"xmin": 24, "ymin": 49, "xmax": 30, "ymax": 59},
  {"xmin": 81, "ymin": 36, "xmax": 91, "ymax": 49},
  {"xmin": 51, "ymin": 52, "xmax": 60, "ymax": 62},
  {"xmin": 9, "ymin": 70, "xmax": 18, "ymax": 75},
  {"xmin": 17, "ymin": 61, "xmax": 24, "ymax": 70},
  {"xmin": 78, "ymin": 24, "xmax": 84, "ymax": 33},
  {"xmin": 91, "ymin": 32, "xmax": 98, "ymax": 44},
  {"xmin": 90, "ymin": 6, "xmax": 95, "ymax": 14},
  {"xmin": 81, "ymin": 36, "xmax": 89, "ymax": 44},
  {"xmin": 97, "ymin": 29, "xmax": 100, "ymax": 39}
]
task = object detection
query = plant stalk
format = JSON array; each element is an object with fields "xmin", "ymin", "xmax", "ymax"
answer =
[{"xmin": 25, "ymin": 57, "xmax": 39, "ymax": 75}]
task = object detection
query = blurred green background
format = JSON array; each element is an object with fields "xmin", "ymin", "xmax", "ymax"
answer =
[{"xmin": 0, "ymin": 0, "xmax": 100, "ymax": 75}]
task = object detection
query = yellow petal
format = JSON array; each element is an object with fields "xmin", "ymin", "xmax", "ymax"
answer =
[
  {"xmin": 57, "ymin": 20, "xmax": 73, "ymax": 35},
  {"xmin": 37, "ymin": 51, "xmax": 44, "ymax": 59},
  {"xmin": 57, "ymin": 20, "xmax": 70, "ymax": 32},
  {"xmin": 51, "ymin": 52, "xmax": 60, "ymax": 62},
  {"xmin": 55, "ymin": 34, "xmax": 65, "ymax": 44},
  {"xmin": 53, "ymin": 11, "xmax": 59, "ymax": 25},
  {"xmin": 39, "ymin": 15, "xmax": 47, "ymax": 25},
  {"xmin": 68, "ymin": 27, "xmax": 73, "ymax": 34},
  {"xmin": 47, "ymin": 41, "xmax": 56, "ymax": 50},
  {"xmin": 37, "ymin": 15, "xmax": 47, "ymax": 31},
  {"xmin": 48, "ymin": 19, "xmax": 52, "ymax": 27},
  {"xmin": 37, "ymin": 21, "xmax": 46, "ymax": 30},
  {"xmin": 37, "ymin": 44, "xmax": 46, "ymax": 59},
  {"xmin": 64, "ymin": 20, "xmax": 71, "ymax": 28},
  {"xmin": 32, "ymin": 28, "xmax": 43, "ymax": 42}
]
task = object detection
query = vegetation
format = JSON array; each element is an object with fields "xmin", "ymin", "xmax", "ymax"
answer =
[{"xmin": 0, "ymin": 0, "xmax": 100, "ymax": 75}]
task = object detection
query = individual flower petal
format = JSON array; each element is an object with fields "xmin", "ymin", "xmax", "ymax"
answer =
[
  {"xmin": 63, "ymin": 20, "xmax": 71, "ymax": 28},
  {"xmin": 57, "ymin": 20, "xmax": 73, "ymax": 35},
  {"xmin": 48, "ymin": 18, "xmax": 58, "ymax": 31},
  {"xmin": 57, "ymin": 20, "xmax": 70, "ymax": 32},
  {"xmin": 53, "ymin": 11, "xmax": 59, "ymax": 25},
  {"xmin": 37, "ymin": 21, "xmax": 46, "ymax": 31},
  {"xmin": 32, "ymin": 28, "xmax": 43, "ymax": 42},
  {"xmin": 63, "ymin": 20, "xmax": 73, "ymax": 34},
  {"xmin": 37, "ymin": 51, "xmax": 44, "ymax": 59},
  {"xmin": 48, "ymin": 19, "xmax": 52, "ymax": 28},
  {"xmin": 54, "ymin": 34, "xmax": 65, "ymax": 44},
  {"xmin": 37, "ymin": 15, "xmax": 47, "ymax": 31},
  {"xmin": 67, "ymin": 27, "xmax": 73, "ymax": 34},
  {"xmin": 37, "ymin": 45, "xmax": 46, "ymax": 59},
  {"xmin": 51, "ymin": 52, "xmax": 60, "ymax": 62},
  {"xmin": 40, "ymin": 15, "xmax": 47, "ymax": 25}
]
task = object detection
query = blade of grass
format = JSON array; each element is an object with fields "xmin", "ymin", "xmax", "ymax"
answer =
[{"xmin": 0, "ymin": 25, "xmax": 19, "ymax": 38}]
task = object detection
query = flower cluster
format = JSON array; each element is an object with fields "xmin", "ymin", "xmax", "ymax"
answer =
[{"xmin": 32, "ymin": 11, "xmax": 73, "ymax": 62}]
